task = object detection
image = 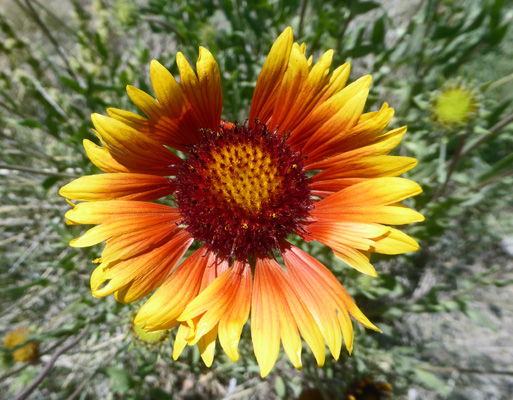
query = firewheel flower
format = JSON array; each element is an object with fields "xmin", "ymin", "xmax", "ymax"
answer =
[{"xmin": 60, "ymin": 27, "xmax": 423, "ymax": 377}]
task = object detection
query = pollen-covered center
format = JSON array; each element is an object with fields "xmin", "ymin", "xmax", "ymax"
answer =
[
  {"xmin": 175, "ymin": 122, "xmax": 312, "ymax": 258},
  {"xmin": 207, "ymin": 141, "xmax": 280, "ymax": 212}
]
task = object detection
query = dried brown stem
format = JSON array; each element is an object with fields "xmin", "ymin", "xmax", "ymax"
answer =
[
  {"xmin": 298, "ymin": 0, "xmax": 308, "ymax": 39},
  {"xmin": 0, "ymin": 163, "xmax": 78, "ymax": 178},
  {"xmin": 13, "ymin": 325, "xmax": 89, "ymax": 400},
  {"xmin": 418, "ymin": 364, "xmax": 513, "ymax": 376},
  {"xmin": 14, "ymin": 0, "xmax": 82, "ymax": 85}
]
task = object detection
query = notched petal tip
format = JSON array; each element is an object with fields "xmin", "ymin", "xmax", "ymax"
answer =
[
  {"xmin": 282, "ymin": 25, "xmax": 293, "ymax": 38},
  {"xmin": 198, "ymin": 46, "xmax": 213, "ymax": 57}
]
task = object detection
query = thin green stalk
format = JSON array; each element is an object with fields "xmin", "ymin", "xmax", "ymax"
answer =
[
  {"xmin": 465, "ymin": 169, "xmax": 513, "ymax": 194},
  {"xmin": 336, "ymin": 8, "xmax": 353, "ymax": 55},
  {"xmin": 489, "ymin": 72, "xmax": 513, "ymax": 91},
  {"xmin": 460, "ymin": 112, "xmax": 513, "ymax": 159},
  {"xmin": 432, "ymin": 132, "xmax": 468, "ymax": 201}
]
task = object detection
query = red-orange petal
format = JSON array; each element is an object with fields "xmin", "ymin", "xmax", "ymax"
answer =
[
  {"xmin": 252, "ymin": 256, "xmax": 325, "ymax": 377},
  {"xmin": 177, "ymin": 260, "xmax": 252, "ymax": 362},
  {"xmin": 249, "ymin": 27, "xmax": 294, "ymax": 126},
  {"xmin": 135, "ymin": 247, "xmax": 226, "ymax": 331},
  {"xmin": 176, "ymin": 47, "xmax": 222, "ymax": 131},
  {"xmin": 282, "ymin": 244, "xmax": 380, "ymax": 353},
  {"xmin": 59, "ymin": 173, "xmax": 175, "ymax": 201},
  {"xmin": 91, "ymin": 229, "xmax": 193, "ymax": 303},
  {"xmin": 65, "ymin": 200, "xmax": 179, "ymax": 224},
  {"xmin": 90, "ymin": 114, "xmax": 182, "ymax": 175}
]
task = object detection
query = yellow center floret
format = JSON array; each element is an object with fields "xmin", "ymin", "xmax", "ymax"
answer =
[{"xmin": 207, "ymin": 143, "xmax": 281, "ymax": 213}]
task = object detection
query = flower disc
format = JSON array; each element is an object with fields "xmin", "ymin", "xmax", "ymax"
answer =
[{"xmin": 176, "ymin": 122, "xmax": 312, "ymax": 258}]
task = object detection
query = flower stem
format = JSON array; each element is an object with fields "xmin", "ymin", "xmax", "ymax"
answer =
[
  {"xmin": 13, "ymin": 325, "xmax": 89, "ymax": 400},
  {"xmin": 460, "ymin": 112, "xmax": 513, "ymax": 159},
  {"xmin": 432, "ymin": 133, "xmax": 467, "ymax": 201},
  {"xmin": 0, "ymin": 163, "xmax": 78, "ymax": 178}
]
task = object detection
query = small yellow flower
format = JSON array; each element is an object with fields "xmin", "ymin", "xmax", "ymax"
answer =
[
  {"xmin": 432, "ymin": 81, "xmax": 478, "ymax": 128},
  {"xmin": 4, "ymin": 327, "xmax": 39, "ymax": 363}
]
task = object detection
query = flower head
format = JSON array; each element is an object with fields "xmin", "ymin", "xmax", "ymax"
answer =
[
  {"xmin": 346, "ymin": 378, "xmax": 393, "ymax": 400},
  {"xmin": 432, "ymin": 80, "xmax": 479, "ymax": 129},
  {"xmin": 60, "ymin": 27, "xmax": 423, "ymax": 377},
  {"xmin": 4, "ymin": 327, "xmax": 39, "ymax": 363}
]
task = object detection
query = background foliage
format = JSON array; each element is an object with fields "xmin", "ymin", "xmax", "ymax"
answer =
[{"xmin": 1, "ymin": 0, "xmax": 513, "ymax": 399}]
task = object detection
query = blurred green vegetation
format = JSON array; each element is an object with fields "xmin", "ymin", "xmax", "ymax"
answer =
[{"xmin": 1, "ymin": 0, "xmax": 513, "ymax": 399}]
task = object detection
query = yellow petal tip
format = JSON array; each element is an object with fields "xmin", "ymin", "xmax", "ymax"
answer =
[{"xmin": 260, "ymin": 369, "xmax": 271, "ymax": 378}]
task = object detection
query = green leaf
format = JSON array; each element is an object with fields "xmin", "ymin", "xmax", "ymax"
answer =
[
  {"xmin": 56, "ymin": 252, "xmax": 78, "ymax": 271},
  {"xmin": 463, "ymin": 10, "xmax": 486, "ymax": 32},
  {"xmin": 432, "ymin": 22, "xmax": 465, "ymax": 39},
  {"xmin": 60, "ymin": 77, "xmax": 85, "ymax": 94},
  {"xmin": 490, "ymin": 0, "xmax": 504, "ymax": 25},
  {"xmin": 0, "ymin": 279, "xmax": 50, "ymax": 299},
  {"xmin": 42, "ymin": 176, "xmax": 60, "ymax": 190},
  {"xmin": 149, "ymin": 388, "xmax": 174, "ymax": 400},
  {"xmin": 463, "ymin": 307, "xmax": 498, "ymax": 331},
  {"xmin": 18, "ymin": 119, "xmax": 42, "ymax": 128},
  {"xmin": 489, "ymin": 24, "xmax": 508, "ymax": 45},
  {"xmin": 346, "ymin": 45, "xmax": 375, "ymax": 58},
  {"xmin": 94, "ymin": 33, "xmax": 108, "ymax": 59},
  {"xmin": 371, "ymin": 16, "xmax": 385, "ymax": 46},
  {"xmin": 414, "ymin": 368, "xmax": 450, "ymax": 397},
  {"xmin": 106, "ymin": 367, "xmax": 135, "ymax": 392},
  {"xmin": 491, "ymin": 279, "xmax": 513, "ymax": 287},
  {"xmin": 351, "ymin": 1, "xmax": 381, "ymax": 15},
  {"xmin": 477, "ymin": 153, "xmax": 513, "ymax": 183},
  {"xmin": 274, "ymin": 376, "xmax": 286, "ymax": 398}
]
